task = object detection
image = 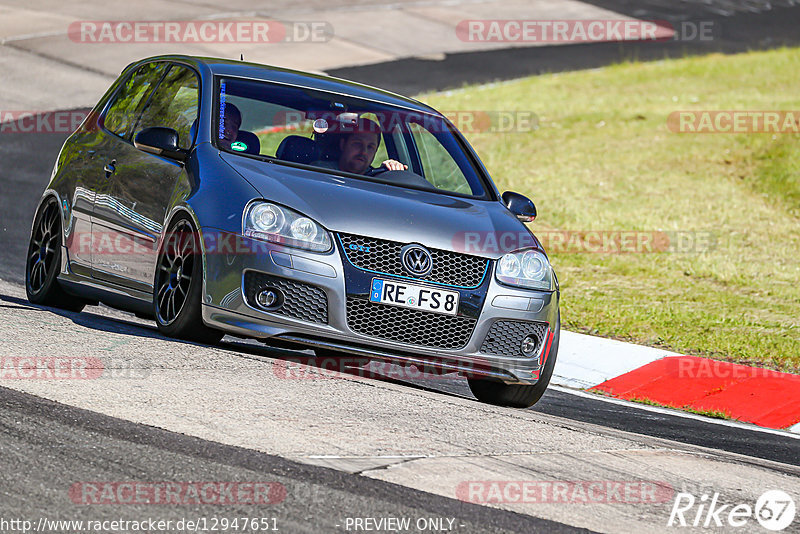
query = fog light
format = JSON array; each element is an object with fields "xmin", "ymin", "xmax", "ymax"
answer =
[
  {"xmin": 521, "ymin": 335, "xmax": 538, "ymax": 357},
  {"xmin": 257, "ymin": 288, "xmax": 281, "ymax": 309}
]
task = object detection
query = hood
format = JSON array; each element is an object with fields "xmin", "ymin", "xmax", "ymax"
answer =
[{"xmin": 220, "ymin": 153, "xmax": 542, "ymax": 259}]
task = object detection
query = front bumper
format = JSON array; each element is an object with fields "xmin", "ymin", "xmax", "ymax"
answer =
[{"xmin": 200, "ymin": 230, "xmax": 559, "ymax": 384}]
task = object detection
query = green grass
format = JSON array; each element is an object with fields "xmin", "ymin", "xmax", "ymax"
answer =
[
  {"xmin": 417, "ymin": 48, "xmax": 800, "ymax": 372},
  {"xmin": 625, "ymin": 396, "xmax": 733, "ymax": 421}
]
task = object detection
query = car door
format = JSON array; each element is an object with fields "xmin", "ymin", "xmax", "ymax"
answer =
[
  {"xmin": 58, "ymin": 62, "xmax": 164, "ymax": 276},
  {"xmin": 91, "ymin": 63, "xmax": 200, "ymax": 290},
  {"xmin": 87, "ymin": 61, "xmax": 167, "ymax": 282}
]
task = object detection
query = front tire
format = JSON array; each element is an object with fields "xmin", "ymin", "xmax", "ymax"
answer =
[
  {"xmin": 25, "ymin": 198, "xmax": 85, "ymax": 312},
  {"xmin": 468, "ymin": 312, "xmax": 560, "ymax": 408},
  {"xmin": 154, "ymin": 216, "xmax": 222, "ymax": 344}
]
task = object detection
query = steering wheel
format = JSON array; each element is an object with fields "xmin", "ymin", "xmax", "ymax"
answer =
[{"xmin": 366, "ymin": 165, "xmax": 389, "ymax": 176}]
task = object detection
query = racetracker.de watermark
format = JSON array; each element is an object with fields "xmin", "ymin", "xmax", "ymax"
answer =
[
  {"xmin": 263, "ymin": 109, "xmax": 539, "ymax": 135},
  {"xmin": 69, "ymin": 482, "xmax": 286, "ymax": 505},
  {"xmin": 0, "ymin": 357, "xmax": 102, "ymax": 380},
  {"xmin": 667, "ymin": 358, "xmax": 794, "ymax": 380},
  {"xmin": 68, "ymin": 20, "xmax": 331, "ymax": 43},
  {"xmin": 272, "ymin": 357, "xmax": 488, "ymax": 381},
  {"xmin": 0, "ymin": 357, "xmax": 151, "ymax": 380},
  {"xmin": 64, "ymin": 230, "xmax": 718, "ymax": 258},
  {"xmin": 456, "ymin": 20, "xmax": 716, "ymax": 43},
  {"xmin": 0, "ymin": 110, "xmax": 89, "ymax": 134},
  {"xmin": 668, "ymin": 111, "xmax": 800, "ymax": 133},
  {"xmin": 456, "ymin": 480, "xmax": 674, "ymax": 504},
  {"xmin": 451, "ymin": 231, "xmax": 717, "ymax": 255}
]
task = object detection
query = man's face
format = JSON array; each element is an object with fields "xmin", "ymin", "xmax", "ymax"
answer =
[{"xmin": 339, "ymin": 131, "xmax": 379, "ymax": 174}]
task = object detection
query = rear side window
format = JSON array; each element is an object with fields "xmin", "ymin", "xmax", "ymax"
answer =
[
  {"xmin": 104, "ymin": 62, "xmax": 166, "ymax": 139},
  {"xmin": 135, "ymin": 64, "xmax": 199, "ymax": 150}
]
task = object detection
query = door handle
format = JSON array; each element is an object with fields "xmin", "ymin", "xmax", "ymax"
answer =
[{"xmin": 104, "ymin": 160, "xmax": 116, "ymax": 177}]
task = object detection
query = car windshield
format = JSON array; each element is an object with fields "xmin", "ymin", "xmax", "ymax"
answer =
[{"xmin": 215, "ymin": 76, "xmax": 490, "ymax": 198}]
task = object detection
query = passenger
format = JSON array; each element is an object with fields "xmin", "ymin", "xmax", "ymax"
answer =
[{"xmin": 218, "ymin": 103, "xmax": 242, "ymax": 150}]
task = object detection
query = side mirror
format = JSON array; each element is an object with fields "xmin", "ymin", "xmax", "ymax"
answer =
[
  {"xmin": 502, "ymin": 191, "xmax": 537, "ymax": 223},
  {"xmin": 134, "ymin": 127, "xmax": 187, "ymax": 162}
]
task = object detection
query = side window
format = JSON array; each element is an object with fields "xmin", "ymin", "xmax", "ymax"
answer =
[
  {"xmin": 104, "ymin": 62, "xmax": 166, "ymax": 139},
  {"xmin": 135, "ymin": 65, "xmax": 199, "ymax": 150},
  {"xmin": 408, "ymin": 123, "xmax": 471, "ymax": 194}
]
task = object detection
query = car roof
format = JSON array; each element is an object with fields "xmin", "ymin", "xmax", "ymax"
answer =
[{"xmin": 132, "ymin": 54, "xmax": 439, "ymax": 115}]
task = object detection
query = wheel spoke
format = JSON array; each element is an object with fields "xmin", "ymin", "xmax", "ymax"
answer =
[
  {"xmin": 33, "ymin": 261, "xmax": 44, "ymax": 289},
  {"xmin": 160, "ymin": 285, "xmax": 171, "ymax": 307},
  {"xmin": 157, "ymin": 281, "xmax": 170, "ymax": 300},
  {"xmin": 168, "ymin": 291, "xmax": 176, "ymax": 319},
  {"xmin": 29, "ymin": 260, "xmax": 40, "ymax": 287},
  {"xmin": 180, "ymin": 233, "xmax": 193, "ymax": 257},
  {"xmin": 164, "ymin": 235, "xmax": 178, "ymax": 259},
  {"xmin": 45, "ymin": 211, "xmax": 56, "ymax": 235}
]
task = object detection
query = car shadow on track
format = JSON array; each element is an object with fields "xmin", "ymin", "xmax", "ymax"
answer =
[
  {"xmin": 0, "ymin": 290, "xmax": 479, "ymax": 402},
  {"xmin": 1, "ymin": 291, "xmax": 167, "ymax": 341}
]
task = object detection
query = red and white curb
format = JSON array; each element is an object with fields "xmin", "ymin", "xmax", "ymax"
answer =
[{"xmin": 554, "ymin": 331, "xmax": 800, "ymax": 434}]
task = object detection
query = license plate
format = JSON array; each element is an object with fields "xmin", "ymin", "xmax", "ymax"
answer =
[{"xmin": 369, "ymin": 278, "xmax": 459, "ymax": 316}]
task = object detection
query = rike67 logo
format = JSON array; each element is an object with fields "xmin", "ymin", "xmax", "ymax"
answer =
[{"xmin": 668, "ymin": 490, "xmax": 796, "ymax": 531}]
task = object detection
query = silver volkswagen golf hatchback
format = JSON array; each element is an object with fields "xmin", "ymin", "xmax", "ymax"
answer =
[{"xmin": 26, "ymin": 55, "xmax": 560, "ymax": 408}]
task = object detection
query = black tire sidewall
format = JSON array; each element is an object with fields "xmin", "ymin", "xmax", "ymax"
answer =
[
  {"xmin": 26, "ymin": 199, "xmax": 63, "ymax": 304},
  {"xmin": 154, "ymin": 215, "xmax": 221, "ymax": 343},
  {"xmin": 468, "ymin": 311, "xmax": 561, "ymax": 408}
]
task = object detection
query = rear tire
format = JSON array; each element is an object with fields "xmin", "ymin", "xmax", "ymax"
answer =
[
  {"xmin": 468, "ymin": 312, "xmax": 560, "ymax": 408},
  {"xmin": 25, "ymin": 198, "xmax": 86, "ymax": 312},
  {"xmin": 154, "ymin": 215, "xmax": 223, "ymax": 344}
]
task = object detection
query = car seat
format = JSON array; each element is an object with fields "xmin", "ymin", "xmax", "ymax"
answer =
[
  {"xmin": 235, "ymin": 130, "xmax": 261, "ymax": 155},
  {"xmin": 275, "ymin": 135, "xmax": 320, "ymax": 164}
]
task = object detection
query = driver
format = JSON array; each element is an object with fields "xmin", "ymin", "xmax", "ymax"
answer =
[{"xmin": 324, "ymin": 118, "xmax": 408, "ymax": 175}]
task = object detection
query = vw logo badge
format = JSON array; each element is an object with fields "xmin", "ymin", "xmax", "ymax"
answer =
[{"xmin": 401, "ymin": 244, "xmax": 433, "ymax": 276}]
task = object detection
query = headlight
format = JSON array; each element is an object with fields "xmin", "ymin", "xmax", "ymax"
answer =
[
  {"xmin": 244, "ymin": 202, "xmax": 331, "ymax": 252},
  {"xmin": 495, "ymin": 248, "xmax": 554, "ymax": 290}
]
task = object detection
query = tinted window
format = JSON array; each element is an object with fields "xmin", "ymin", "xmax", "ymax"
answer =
[
  {"xmin": 136, "ymin": 65, "xmax": 199, "ymax": 150},
  {"xmin": 104, "ymin": 62, "xmax": 166, "ymax": 139}
]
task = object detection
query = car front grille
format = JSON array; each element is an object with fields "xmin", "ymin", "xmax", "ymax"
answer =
[
  {"xmin": 480, "ymin": 320, "xmax": 549, "ymax": 358},
  {"xmin": 346, "ymin": 297, "xmax": 476, "ymax": 349},
  {"xmin": 338, "ymin": 233, "xmax": 489, "ymax": 288},
  {"xmin": 244, "ymin": 271, "xmax": 328, "ymax": 324}
]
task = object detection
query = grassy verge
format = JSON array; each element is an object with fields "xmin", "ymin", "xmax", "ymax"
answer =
[
  {"xmin": 418, "ymin": 48, "xmax": 800, "ymax": 372},
  {"xmin": 623, "ymin": 395, "xmax": 733, "ymax": 421}
]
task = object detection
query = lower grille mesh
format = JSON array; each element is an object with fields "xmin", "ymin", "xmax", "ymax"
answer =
[
  {"xmin": 480, "ymin": 320, "xmax": 549, "ymax": 358},
  {"xmin": 244, "ymin": 272, "xmax": 328, "ymax": 324},
  {"xmin": 346, "ymin": 297, "xmax": 476, "ymax": 349}
]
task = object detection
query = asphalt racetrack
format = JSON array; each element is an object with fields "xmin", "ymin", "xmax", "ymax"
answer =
[{"xmin": 1, "ymin": 2, "xmax": 800, "ymax": 531}]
